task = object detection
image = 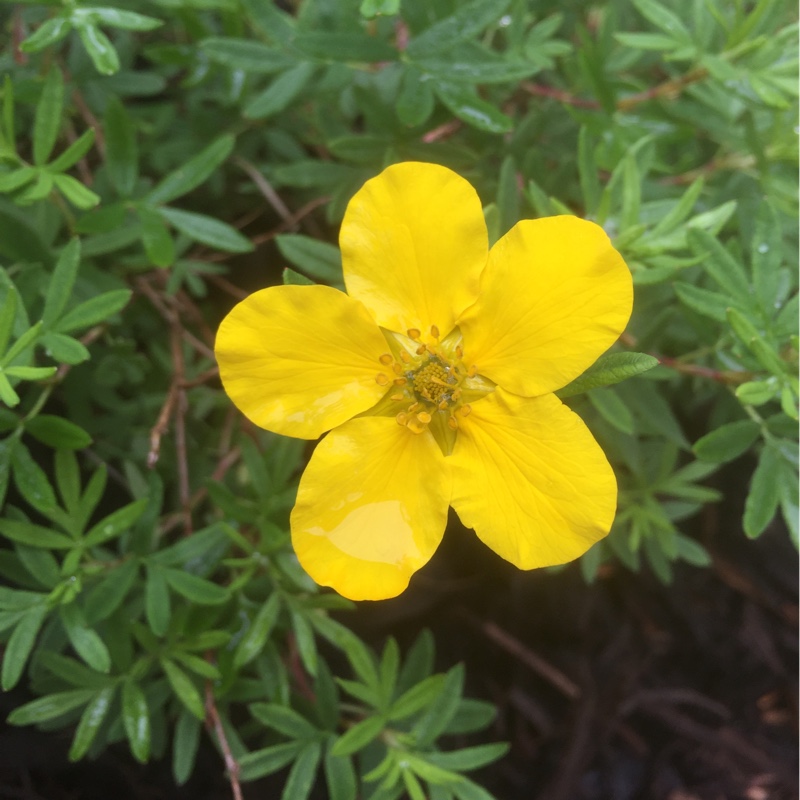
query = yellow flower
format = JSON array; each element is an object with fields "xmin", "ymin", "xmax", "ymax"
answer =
[{"xmin": 215, "ymin": 162, "xmax": 633, "ymax": 601}]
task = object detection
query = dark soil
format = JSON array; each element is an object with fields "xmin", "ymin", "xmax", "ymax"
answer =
[{"xmin": 1, "ymin": 473, "xmax": 797, "ymax": 800}]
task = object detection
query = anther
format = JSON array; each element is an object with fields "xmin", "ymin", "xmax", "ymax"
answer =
[
  {"xmin": 400, "ymin": 351, "xmax": 411, "ymax": 363},
  {"xmin": 415, "ymin": 344, "xmax": 426, "ymax": 355},
  {"xmin": 417, "ymin": 411, "xmax": 432, "ymax": 424},
  {"xmin": 437, "ymin": 399, "xmax": 449, "ymax": 410},
  {"xmin": 448, "ymin": 417, "xmax": 459, "ymax": 430},
  {"xmin": 460, "ymin": 404, "xmax": 472, "ymax": 417},
  {"xmin": 392, "ymin": 363, "xmax": 404, "ymax": 375},
  {"xmin": 407, "ymin": 418, "xmax": 426, "ymax": 434},
  {"xmin": 430, "ymin": 324, "xmax": 440, "ymax": 339},
  {"xmin": 407, "ymin": 402, "xmax": 420, "ymax": 413},
  {"xmin": 379, "ymin": 353, "xmax": 393, "ymax": 365},
  {"xmin": 407, "ymin": 328, "xmax": 421, "ymax": 340},
  {"xmin": 376, "ymin": 373, "xmax": 389, "ymax": 385},
  {"xmin": 393, "ymin": 378, "xmax": 407, "ymax": 385},
  {"xmin": 391, "ymin": 393, "xmax": 405, "ymax": 401},
  {"xmin": 467, "ymin": 365, "xmax": 478, "ymax": 377},
  {"xmin": 455, "ymin": 345, "xmax": 463, "ymax": 358},
  {"xmin": 396, "ymin": 412, "xmax": 408, "ymax": 425}
]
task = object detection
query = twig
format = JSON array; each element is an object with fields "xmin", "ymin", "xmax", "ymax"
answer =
[
  {"xmin": 468, "ymin": 615, "xmax": 581, "ymax": 699},
  {"xmin": 235, "ymin": 157, "xmax": 293, "ymax": 222},
  {"xmin": 205, "ymin": 681, "xmax": 244, "ymax": 800},
  {"xmin": 616, "ymin": 66, "xmax": 708, "ymax": 111},
  {"xmin": 521, "ymin": 82, "xmax": 600, "ymax": 109},
  {"xmin": 657, "ymin": 355, "xmax": 752, "ymax": 385},
  {"xmin": 422, "ymin": 120, "xmax": 462, "ymax": 143}
]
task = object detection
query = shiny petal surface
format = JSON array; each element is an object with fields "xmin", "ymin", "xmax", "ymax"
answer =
[
  {"xmin": 341, "ymin": 162, "xmax": 488, "ymax": 338},
  {"xmin": 450, "ymin": 389, "xmax": 617, "ymax": 569},
  {"xmin": 291, "ymin": 416, "xmax": 450, "ymax": 600},
  {"xmin": 459, "ymin": 216, "xmax": 632, "ymax": 396},
  {"xmin": 215, "ymin": 285, "xmax": 388, "ymax": 439}
]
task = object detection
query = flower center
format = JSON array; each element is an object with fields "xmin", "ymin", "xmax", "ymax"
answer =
[{"xmin": 372, "ymin": 325, "xmax": 492, "ymax": 455}]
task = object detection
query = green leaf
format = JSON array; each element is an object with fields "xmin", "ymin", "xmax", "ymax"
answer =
[
  {"xmin": 631, "ymin": 0, "xmax": 692, "ymax": 41},
  {"xmin": 84, "ymin": 499, "xmax": 148, "ymax": 546},
  {"xmin": 162, "ymin": 568, "xmax": 228, "ymax": 604},
  {"xmin": 7, "ymin": 688, "xmax": 94, "ymax": 725},
  {"xmin": 282, "ymin": 268, "xmax": 315, "ymax": 286},
  {"xmin": 42, "ymin": 332, "xmax": 90, "ymax": 365},
  {"xmin": 173, "ymin": 709, "xmax": 201, "ymax": 785},
  {"xmin": 76, "ymin": 24, "xmax": 120, "ymax": 75},
  {"xmin": 33, "ymin": 68, "xmax": 64, "ymax": 166},
  {"xmin": 557, "ymin": 352, "xmax": 659, "ymax": 397},
  {"xmin": 53, "ymin": 174, "xmax": 101, "ymax": 209},
  {"xmin": 26, "ymin": 415, "xmax": 92, "ymax": 450},
  {"xmin": 331, "ymin": 715, "xmax": 384, "ymax": 757},
  {"xmin": 56, "ymin": 289, "xmax": 132, "ymax": 334},
  {"xmin": 275, "ymin": 234, "xmax": 342, "ymax": 282},
  {"xmin": 1, "ymin": 605, "xmax": 47, "ymax": 690},
  {"xmin": 250, "ymin": 702, "xmax": 317, "ymax": 740},
  {"xmin": 281, "ymin": 741, "xmax": 322, "ymax": 800},
  {"xmin": 324, "ymin": 742, "xmax": 357, "ymax": 800},
  {"xmin": 736, "ymin": 380, "xmax": 777, "ymax": 407},
  {"xmin": 104, "ymin": 98, "xmax": 138, "ymax": 197},
  {"xmin": 239, "ymin": 742, "xmax": 303, "ymax": 781},
  {"xmin": 147, "ymin": 135, "xmax": 235, "ymax": 206},
  {"xmin": 161, "ymin": 658, "xmax": 205, "ymax": 719},
  {"xmin": 412, "ymin": 664, "xmax": 464, "ymax": 747},
  {"xmin": 11, "ymin": 441, "xmax": 58, "ymax": 515},
  {"xmin": 360, "ymin": 0, "xmax": 400, "ymax": 18},
  {"xmin": 415, "ymin": 57, "xmax": 540, "ymax": 84},
  {"xmin": 0, "ymin": 282, "xmax": 18, "ymax": 356},
  {"xmin": 38, "ymin": 651, "xmax": 112, "ymax": 688},
  {"xmin": 389, "ymin": 674, "xmax": 446, "ymax": 721},
  {"xmin": 674, "ymin": 533, "xmax": 712, "ymax": 567},
  {"xmin": 122, "ymin": 681, "xmax": 150, "ymax": 762},
  {"xmin": 0, "ymin": 518, "xmax": 73, "ymax": 549},
  {"xmin": 434, "ymin": 81, "xmax": 513, "ymax": 133},
  {"xmin": 688, "ymin": 228, "xmax": 751, "ymax": 303},
  {"xmin": 69, "ymin": 686, "xmax": 114, "ymax": 761},
  {"xmin": 294, "ymin": 33, "xmax": 395, "ymax": 62},
  {"xmin": 396, "ymin": 67, "xmax": 435, "ymax": 126},
  {"xmin": 244, "ymin": 62, "xmax": 316, "ymax": 120},
  {"xmin": 0, "ymin": 374, "xmax": 20, "ymax": 407},
  {"xmin": 0, "ymin": 167, "xmax": 36, "ymax": 193},
  {"xmin": 578, "ymin": 127, "xmax": 600, "ymax": 216},
  {"xmin": 20, "ymin": 15, "xmax": 72, "ymax": 53},
  {"xmin": 452, "ymin": 777, "xmax": 497, "ymax": 800},
  {"xmin": 43, "ymin": 238, "xmax": 81, "ymax": 328},
  {"xmin": 673, "ymin": 282, "xmax": 730, "ymax": 322},
  {"xmin": 145, "ymin": 566, "xmax": 171, "ymax": 637},
  {"xmin": 138, "ymin": 205, "xmax": 175, "ymax": 266},
  {"xmin": 290, "ymin": 608, "xmax": 318, "ymax": 677},
  {"xmin": 84, "ymin": 560, "xmax": 138, "ymax": 624},
  {"xmin": 743, "ymin": 444, "xmax": 782, "ymax": 538},
  {"xmin": 426, "ymin": 743, "xmax": 509, "ymax": 771},
  {"xmin": 614, "ymin": 31, "xmax": 679, "ymax": 50},
  {"xmin": 693, "ymin": 420, "xmax": 761, "ymax": 462},
  {"xmin": 158, "ymin": 207, "xmax": 253, "ymax": 253},
  {"xmin": 49, "ymin": 128, "xmax": 96, "ymax": 173},
  {"xmin": 74, "ymin": 7, "xmax": 163, "ymax": 31},
  {"xmin": 588, "ymin": 388, "xmax": 635, "ymax": 434},
  {"xmin": 61, "ymin": 604, "xmax": 111, "ymax": 673},
  {"xmin": 200, "ymin": 37, "xmax": 296, "ymax": 73},
  {"xmin": 234, "ymin": 592, "xmax": 281, "ymax": 668},
  {"xmin": 5, "ymin": 366, "xmax": 56, "ymax": 381},
  {"xmin": 406, "ymin": 0, "xmax": 512, "ymax": 57}
]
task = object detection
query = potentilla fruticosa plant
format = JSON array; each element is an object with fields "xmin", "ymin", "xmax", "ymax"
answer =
[{"xmin": 215, "ymin": 162, "xmax": 633, "ymax": 600}]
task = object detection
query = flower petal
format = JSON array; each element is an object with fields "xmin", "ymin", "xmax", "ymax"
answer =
[
  {"xmin": 291, "ymin": 416, "xmax": 450, "ymax": 600},
  {"xmin": 450, "ymin": 389, "xmax": 617, "ymax": 568},
  {"xmin": 459, "ymin": 216, "xmax": 632, "ymax": 396},
  {"xmin": 341, "ymin": 162, "xmax": 488, "ymax": 337},
  {"xmin": 215, "ymin": 285, "xmax": 388, "ymax": 439}
]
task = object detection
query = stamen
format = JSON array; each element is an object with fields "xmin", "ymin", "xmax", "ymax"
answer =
[
  {"xmin": 406, "ymin": 417, "xmax": 427, "ymax": 434},
  {"xmin": 400, "ymin": 351, "xmax": 411, "ymax": 363},
  {"xmin": 467, "ymin": 365, "xmax": 478, "ymax": 377},
  {"xmin": 460, "ymin": 404, "xmax": 472, "ymax": 417},
  {"xmin": 392, "ymin": 363, "xmax": 404, "ymax": 375},
  {"xmin": 430, "ymin": 324, "xmax": 439, "ymax": 339},
  {"xmin": 437, "ymin": 399, "xmax": 449, "ymax": 410},
  {"xmin": 393, "ymin": 378, "xmax": 407, "ymax": 385},
  {"xmin": 391, "ymin": 393, "xmax": 404, "ymax": 401},
  {"xmin": 379, "ymin": 353, "xmax": 393, "ymax": 365},
  {"xmin": 417, "ymin": 411, "xmax": 432, "ymax": 424},
  {"xmin": 455, "ymin": 345, "xmax": 463, "ymax": 359},
  {"xmin": 448, "ymin": 416, "xmax": 459, "ymax": 430},
  {"xmin": 376, "ymin": 373, "xmax": 389, "ymax": 385},
  {"xmin": 407, "ymin": 402, "xmax": 420, "ymax": 413},
  {"xmin": 407, "ymin": 328, "xmax": 421, "ymax": 340},
  {"xmin": 415, "ymin": 344, "xmax": 426, "ymax": 355}
]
